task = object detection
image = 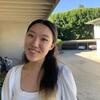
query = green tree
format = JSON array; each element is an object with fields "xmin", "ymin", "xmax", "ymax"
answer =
[{"xmin": 49, "ymin": 8, "xmax": 100, "ymax": 40}]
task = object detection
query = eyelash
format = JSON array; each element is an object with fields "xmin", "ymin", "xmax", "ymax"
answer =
[{"xmin": 41, "ymin": 38, "xmax": 48, "ymax": 41}]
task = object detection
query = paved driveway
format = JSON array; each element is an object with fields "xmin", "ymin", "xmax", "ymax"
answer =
[{"xmin": 58, "ymin": 50, "xmax": 100, "ymax": 100}]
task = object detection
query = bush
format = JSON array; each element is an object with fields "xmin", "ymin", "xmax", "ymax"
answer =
[{"xmin": 56, "ymin": 39, "xmax": 64, "ymax": 53}]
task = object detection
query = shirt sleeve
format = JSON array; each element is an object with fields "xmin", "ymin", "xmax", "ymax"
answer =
[
  {"xmin": 1, "ymin": 67, "xmax": 16, "ymax": 100},
  {"xmin": 57, "ymin": 64, "xmax": 77, "ymax": 100}
]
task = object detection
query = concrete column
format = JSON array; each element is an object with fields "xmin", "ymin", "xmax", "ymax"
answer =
[{"xmin": 94, "ymin": 25, "xmax": 100, "ymax": 55}]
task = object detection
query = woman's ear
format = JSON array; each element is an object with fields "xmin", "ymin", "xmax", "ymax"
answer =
[{"xmin": 49, "ymin": 43, "xmax": 55, "ymax": 50}]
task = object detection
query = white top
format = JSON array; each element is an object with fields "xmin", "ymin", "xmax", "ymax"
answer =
[{"xmin": 1, "ymin": 63, "xmax": 77, "ymax": 100}]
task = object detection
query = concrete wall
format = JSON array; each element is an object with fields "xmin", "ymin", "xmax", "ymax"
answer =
[
  {"xmin": 94, "ymin": 25, "xmax": 100, "ymax": 55},
  {"xmin": 0, "ymin": 21, "xmax": 29, "ymax": 60},
  {"xmin": 94, "ymin": 25, "xmax": 100, "ymax": 38}
]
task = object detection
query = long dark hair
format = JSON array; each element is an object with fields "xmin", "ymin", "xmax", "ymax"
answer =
[{"xmin": 23, "ymin": 19, "xmax": 59, "ymax": 94}]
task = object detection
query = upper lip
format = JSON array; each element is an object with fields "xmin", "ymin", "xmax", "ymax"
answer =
[{"xmin": 28, "ymin": 48, "xmax": 40, "ymax": 53}]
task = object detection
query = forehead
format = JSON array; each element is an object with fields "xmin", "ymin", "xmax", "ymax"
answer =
[{"xmin": 28, "ymin": 23, "xmax": 53, "ymax": 37}]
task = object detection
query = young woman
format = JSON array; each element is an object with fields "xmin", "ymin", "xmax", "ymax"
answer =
[{"xmin": 1, "ymin": 19, "xmax": 77, "ymax": 100}]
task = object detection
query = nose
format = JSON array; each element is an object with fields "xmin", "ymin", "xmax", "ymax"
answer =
[{"xmin": 31, "ymin": 37, "xmax": 40, "ymax": 47}]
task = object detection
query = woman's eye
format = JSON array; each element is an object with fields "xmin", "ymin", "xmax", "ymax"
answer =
[
  {"xmin": 27, "ymin": 33, "xmax": 34, "ymax": 38},
  {"xmin": 42, "ymin": 38, "xmax": 48, "ymax": 41}
]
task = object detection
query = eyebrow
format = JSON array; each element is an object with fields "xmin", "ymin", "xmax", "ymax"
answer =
[
  {"xmin": 28, "ymin": 30, "xmax": 36, "ymax": 34},
  {"xmin": 28, "ymin": 30, "xmax": 49, "ymax": 38}
]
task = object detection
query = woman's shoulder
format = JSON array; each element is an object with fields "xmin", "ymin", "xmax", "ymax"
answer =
[
  {"xmin": 57, "ymin": 63, "xmax": 75, "ymax": 84},
  {"xmin": 9, "ymin": 64, "xmax": 23, "ymax": 72},
  {"xmin": 57, "ymin": 63, "xmax": 72, "ymax": 77},
  {"xmin": 6, "ymin": 64, "xmax": 23, "ymax": 78},
  {"xmin": 57, "ymin": 63, "xmax": 77, "ymax": 96}
]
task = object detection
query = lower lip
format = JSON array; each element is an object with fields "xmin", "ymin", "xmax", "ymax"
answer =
[{"xmin": 29, "ymin": 50, "xmax": 36, "ymax": 54}]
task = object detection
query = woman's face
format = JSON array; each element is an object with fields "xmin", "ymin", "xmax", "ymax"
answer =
[{"xmin": 24, "ymin": 23, "xmax": 55, "ymax": 62}]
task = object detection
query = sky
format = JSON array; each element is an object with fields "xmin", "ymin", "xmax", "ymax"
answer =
[{"xmin": 53, "ymin": 0, "xmax": 100, "ymax": 13}]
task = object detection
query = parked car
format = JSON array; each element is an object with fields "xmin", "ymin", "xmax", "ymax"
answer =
[
  {"xmin": 88, "ymin": 45, "xmax": 96, "ymax": 50},
  {"xmin": 77, "ymin": 45, "xmax": 86, "ymax": 50}
]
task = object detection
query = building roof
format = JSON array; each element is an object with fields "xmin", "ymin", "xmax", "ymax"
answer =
[
  {"xmin": 0, "ymin": 0, "xmax": 60, "ymax": 22},
  {"xmin": 86, "ymin": 18, "xmax": 100, "ymax": 25}
]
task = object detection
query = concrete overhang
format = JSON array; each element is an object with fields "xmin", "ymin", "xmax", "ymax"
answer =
[
  {"xmin": 86, "ymin": 18, "xmax": 100, "ymax": 25},
  {"xmin": 0, "ymin": 0, "xmax": 60, "ymax": 22}
]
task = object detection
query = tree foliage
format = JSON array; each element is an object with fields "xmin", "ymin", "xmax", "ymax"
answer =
[{"xmin": 49, "ymin": 8, "xmax": 100, "ymax": 40}]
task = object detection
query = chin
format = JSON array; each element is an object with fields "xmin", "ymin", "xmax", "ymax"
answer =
[
  {"xmin": 26, "ymin": 56, "xmax": 37, "ymax": 62},
  {"xmin": 25, "ymin": 52, "xmax": 45, "ymax": 63},
  {"xmin": 26, "ymin": 56, "xmax": 43, "ymax": 63}
]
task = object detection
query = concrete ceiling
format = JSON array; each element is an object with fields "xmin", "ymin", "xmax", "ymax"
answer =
[{"xmin": 0, "ymin": 0, "xmax": 59, "ymax": 22}]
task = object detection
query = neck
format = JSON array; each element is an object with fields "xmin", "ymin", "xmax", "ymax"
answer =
[{"xmin": 24, "ymin": 59, "xmax": 45, "ymax": 72}]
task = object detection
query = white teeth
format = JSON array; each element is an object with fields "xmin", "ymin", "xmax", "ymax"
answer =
[
  {"xmin": 29, "ymin": 48, "xmax": 39, "ymax": 53},
  {"xmin": 31, "ymin": 50, "xmax": 36, "ymax": 53},
  {"xmin": 29, "ymin": 49, "xmax": 36, "ymax": 53}
]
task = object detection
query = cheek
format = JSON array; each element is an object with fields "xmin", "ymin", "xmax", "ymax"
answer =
[
  {"xmin": 42, "ymin": 43, "xmax": 52, "ymax": 52},
  {"xmin": 24, "ymin": 37, "xmax": 30, "ymax": 49}
]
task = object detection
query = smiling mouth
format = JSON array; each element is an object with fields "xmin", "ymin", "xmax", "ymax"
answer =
[{"xmin": 28, "ymin": 48, "xmax": 40, "ymax": 54}]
